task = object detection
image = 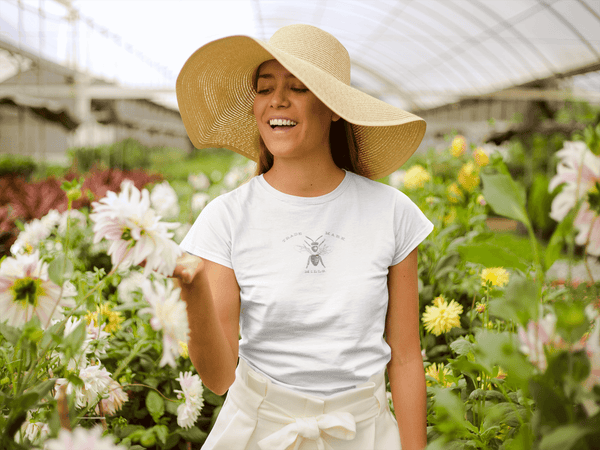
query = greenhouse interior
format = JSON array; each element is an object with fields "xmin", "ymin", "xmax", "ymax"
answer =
[{"xmin": 1, "ymin": 0, "xmax": 600, "ymax": 449}]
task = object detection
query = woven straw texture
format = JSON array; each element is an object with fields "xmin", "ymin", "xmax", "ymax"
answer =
[{"xmin": 176, "ymin": 24, "xmax": 426, "ymax": 180}]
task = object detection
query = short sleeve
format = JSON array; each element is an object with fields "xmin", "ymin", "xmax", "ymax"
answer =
[
  {"xmin": 391, "ymin": 191, "xmax": 434, "ymax": 266},
  {"xmin": 179, "ymin": 196, "xmax": 233, "ymax": 269}
]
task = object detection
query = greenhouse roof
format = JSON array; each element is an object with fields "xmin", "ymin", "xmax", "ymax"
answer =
[{"xmin": 1, "ymin": 0, "xmax": 600, "ymax": 111}]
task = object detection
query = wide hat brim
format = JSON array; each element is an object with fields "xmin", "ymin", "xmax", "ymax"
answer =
[{"xmin": 177, "ymin": 33, "xmax": 426, "ymax": 180}]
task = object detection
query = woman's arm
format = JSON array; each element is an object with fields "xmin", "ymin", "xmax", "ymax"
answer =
[
  {"xmin": 173, "ymin": 254, "xmax": 240, "ymax": 395},
  {"xmin": 385, "ymin": 247, "xmax": 427, "ymax": 450}
]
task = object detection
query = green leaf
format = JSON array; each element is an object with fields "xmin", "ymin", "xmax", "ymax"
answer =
[
  {"xmin": 30, "ymin": 378, "xmax": 56, "ymax": 400},
  {"xmin": 61, "ymin": 320, "xmax": 86, "ymax": 359},
  {"xmin": 203, "ymin": 390, "xmax": 225, "ymax": 407},
  {"xmin": 488, "ymin": 274, "xmax": 538, "ymax": 326},
  {"xmin": 529, "ymin": 380, "xmax": 569, "ymax": 427},
  {"xmin": 481, "ymin": 173, "xmax": 530, "ymax": 226},
  {"xmin": 145, "ymin": 390, "xmax": 165, "ymax": 423},
  {"xmin": 47, "ymin": 254, "xmax": 74, "ymax": 286},
  {"xmin": 456, "ymin": 240, "xmax": 529, "ymax": 272},
  {"xmin": 544, "ymin": 206, "xmax": 575, "ymax": 271},
  {"xmin": 450, "ymin": 338, "xmax": 475, "ymax": 357},
  {"xmin": 153, "ymin": 424, "xmax": 169, "ymax": 445},
  {"xmin": 473, "ymin": 330, "xmax": 533, "ymax": 389},
  {"xmin": 177, "ymin": 426, "xmax": 208, "ymax": 443},
  {"xmin": 0, "ymin": 322, "xmax": 22, "ymax": 345},
  {"xmin": 539, "ymin": 424, "xmax": 590, "ymax": 450}
]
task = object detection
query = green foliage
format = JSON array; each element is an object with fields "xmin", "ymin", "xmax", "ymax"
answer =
[
  {"xmin": 0, "ymin": 155, "xmax": 37, "ymax": 179},
  {"xmin": 68, "ymin": 138, "xmax": 154, "ymax": 172}
]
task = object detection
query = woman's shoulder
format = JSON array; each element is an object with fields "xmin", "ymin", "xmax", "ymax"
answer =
[{"xmin": 347, "ymin": 171, "xmax": 411, "ymax": 202}]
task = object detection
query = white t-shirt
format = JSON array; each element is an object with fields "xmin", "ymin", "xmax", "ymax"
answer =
[{"xmin": 180, "ymin": 171, "xmax": 433, "ymax": 396}]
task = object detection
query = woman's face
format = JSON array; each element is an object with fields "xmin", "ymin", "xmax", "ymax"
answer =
[{"xmin": 253, "ymin": 60, "xmax": 339, "ymax": 162}]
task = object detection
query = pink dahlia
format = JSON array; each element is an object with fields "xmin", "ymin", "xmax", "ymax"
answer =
[
  {"xmin": 0, "ymin": 252, "xmax": 75, "ymax": 328},
  {"xmin": 89, "ymin": 180, "xmax": 182, "ymax": 276},
  {"xmin": 549, "ymin": 141, "xmax": 600, "ymax": 222}
]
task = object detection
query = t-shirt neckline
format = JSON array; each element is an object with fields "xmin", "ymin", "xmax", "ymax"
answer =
[{"xmin": 256, "ymin": 170, "xmax": 352, "ymax": 205}]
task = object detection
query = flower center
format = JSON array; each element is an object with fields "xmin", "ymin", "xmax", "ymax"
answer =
[
  {"xmin": 11, "ymin": 277, "xmax": 43, "ymax": 307},
  {"xmin": 588, "ymin": 181, "xmax": 600, "ymax": 215}
]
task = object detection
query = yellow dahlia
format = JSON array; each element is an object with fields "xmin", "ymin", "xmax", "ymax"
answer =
[
  {"xmin": 447, "ymin": 183, "xmax": 464, "ymax": 203},
  {"xmin": 425, "ymin": 363, "xmax": 452, "ymax": 387},
  {"xmin": 86, "ymin": 303, "xmax": 123, "ymax": 334},
  {"xmin": 458, "ymin": 161, "xmax": 480, "ymax": 192},
  {"xmin": 473, "ymin": 147, "xmax": 490, "ymax": 167},
  {"xmin": 443, "ymin": 208, "xmax": 457, "ymax": 226},
  {"xmin": 450, "ymin": 135, "xmax": 467, "ymax": 157},
  {"xmin": 481, "ymin": 267, "xmax": 510, "ymax": 287},
  {"xmin": 403, "ymin": 165, "xmax": 431, "ymax": 190},
  {"xmin": 422, "ymin": 296, "xmax": 463, "ymax": 336},
  {"xmin": 179, "ymin": 341, "xmax": 189, "ymax": 358}
]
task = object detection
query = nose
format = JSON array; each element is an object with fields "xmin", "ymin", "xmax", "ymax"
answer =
[{"xmin": 270, "ymin": 85, "xmax": 290, "ymax": 108}]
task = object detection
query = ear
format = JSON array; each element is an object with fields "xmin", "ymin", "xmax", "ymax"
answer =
[{"xmin": 332, "ymin": 112, "xmax": 341, "ymax": 122}]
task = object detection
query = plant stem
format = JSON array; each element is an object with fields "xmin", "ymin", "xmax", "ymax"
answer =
[{"xmin": 112, "ymin": 339, "xmax": 147, "ymax": 380}]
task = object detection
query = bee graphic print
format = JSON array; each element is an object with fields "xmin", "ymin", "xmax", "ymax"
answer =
[{"xmin": 296, "ymin": 235, "xmax": 332, "ymax": 268}]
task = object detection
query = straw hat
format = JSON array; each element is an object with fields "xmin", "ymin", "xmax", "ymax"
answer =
[{"xmin": 176, "ymin": 24, "xmax": 426, "ymax": 180}]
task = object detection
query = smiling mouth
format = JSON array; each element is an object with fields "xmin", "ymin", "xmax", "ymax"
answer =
[{"xmin": 269, "ymin": 119, "xmax": 297, "ymax": 129}]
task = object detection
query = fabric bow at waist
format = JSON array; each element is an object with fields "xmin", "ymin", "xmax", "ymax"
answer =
[{"xmin": 257, "ymin": 411, "xmax": 356, "ymax": 450}]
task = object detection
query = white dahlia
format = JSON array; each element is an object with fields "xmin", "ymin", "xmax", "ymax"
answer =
[
  {"xmin": 89, "ymin": 180, "xmax": 182, "ymax": 276},
  {"xmin": 0, "ymin": 251, "xmax": 76, "ymax": 328},
  {"xmin": 44, "ymin": 426, "xmax": 126, "ymax": 450},
  {"xmin": 175, "ymin": 371, "xmax": 204, "ymax": 428},
  {"xmin": 140, "ymin": 278, "xmax": 190, "ymax": 367},
  {"xmin": 150, "ymin": 181, "xmax": 180, "ymax": 220},
  {"xmin": 11, "ymin": 210, "xmax": 61, "ymax": 255},
  {"xmin": 96, "ymin": 379, "xmax": 129, "ymax": 416}
]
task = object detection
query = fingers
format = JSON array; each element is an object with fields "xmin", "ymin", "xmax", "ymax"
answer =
[{"xmin": 171, "ymin": 254, "xmax": 204, "ymax": 285}]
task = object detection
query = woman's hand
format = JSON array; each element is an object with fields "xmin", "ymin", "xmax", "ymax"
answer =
[{"xmin": 171, "ymin": 253, "xmax": 205, "ymax": 286}]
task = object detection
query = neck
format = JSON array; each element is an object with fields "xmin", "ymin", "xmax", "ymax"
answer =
[{"xmin": 263, "ymin": 155, "xmax": 346, "ymax": 197}]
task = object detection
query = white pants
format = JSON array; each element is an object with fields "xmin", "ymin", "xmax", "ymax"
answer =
[{"xmin": 202, "ymin": 359, "xmax": 401, "ymax": 450}]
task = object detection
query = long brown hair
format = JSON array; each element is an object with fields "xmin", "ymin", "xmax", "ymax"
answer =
[{"xmin": 253, "ymin": 118, "xmax": 359, "ymax": 176}]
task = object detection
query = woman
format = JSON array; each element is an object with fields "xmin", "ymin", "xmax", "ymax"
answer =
[{"xmin": 174, "ymin": 24, "xmax": 433, "ymax": 450}]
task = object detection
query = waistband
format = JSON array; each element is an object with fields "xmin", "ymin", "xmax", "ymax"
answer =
[{"xmin": 231, "ymin": 358, "xmax": 386, "ymax": 423}]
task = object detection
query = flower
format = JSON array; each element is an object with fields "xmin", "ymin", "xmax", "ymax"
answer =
[
  {"xmin": 475, "ymin": 302, "xmax": 486, "ymax": 314},
  {"xmin": 150, "ymin": 181, "xmax": 180, "ymax": 220},
  {"xmin": 573, "ymin": 200, "xmax": 600, "ymax": 256},
  {"xmin": 55, "ymin": 364, "xmax": 113, "ymax": 409},
  {"xmin": 11, "ymin": 210, "xmax": 61, "ymax": 255},
  {"xmin": 422, "ymin": 296, "xmax": 463, "ymax": 336},
  {"xmin": 179, "ymin": 341, "xmax": 189, "ymax": 358},
  {"xmin": 0, "ymin": 251, "xmax": 76, "ymax": 328},
  {"xmin": 447, "ymin": 183, "xmax": 464, "ymax": 203},
  {"xmin": 450, "ymin": 135, "xmax": 467, "ymax": 157},
  {"xmin": 86, "ymin": 303, "xmax": 123, "ymax": 334},
  {"xmin": 89, "ymin": 180, "xmax": 183, "ymax": 276},
  {"xmin": 223, "ymin": 164, "xmax": 253, "ymax": 190},
  {"xmin": 481, "ymin": 267, "xmax": 510, "ymax": 287},
  {"xmin": 548, "ymin": 141, "xmax": 600, "ymax": 222},
  {"xmin": 517, "ymin": 314, "xmax": 557, "ymax": 371},
  {"xmin": 403, "ymin": 165, "xmax": 431, "ymax": 189},
  {"xmin": 473, "ymin": 147, "xmax": 490, "ymax": 167},
  {"xmin": 116, "ymin": 270, "xmax": 147, "ymax": 303},
  {"xmin": 191, "ymin": 192, "xmax": 211, "ymax": 214},
  {"xmin": 476, "ymin": 194, "xmax": 486, "ymax": 206},
  {"xmin": 175, "ymin": 371, "xmax": 204, "ymax": 428},
  {"xmin": 96, "ymin": 379, "xmax": 129, "ymax": 416},
  {"xmin": 443, "ymin": 208, "xmax": 457, "ymax": 226},
  {"xmin": 388, "ymin": 170, "xmax": 406, "ymax": 189},
  {"xmin": 425, "ymin": 363, "xmax": 452, "ymax": 387},
  {"xmin": 140, "ymin": 278, "xmax": 190, "ymax": 367},
  {"xmin": 44, "ymin": 426, "xmax": 127, "ymax": 450},
  {"xmin": 458, "ymin": 161, "xmax": 480, "ymax": 192},
  {"xmin": 19, "ymin": 409, "xmax": 50, "ymax": 444},
  {"xmin": 188, "ymin": 172, "xmax": 211, "ymax": 191}
]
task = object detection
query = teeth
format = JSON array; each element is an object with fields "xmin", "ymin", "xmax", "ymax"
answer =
[{"xmin": 269, "ymin": 119, "xmax": 297, "ymax": 126}]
